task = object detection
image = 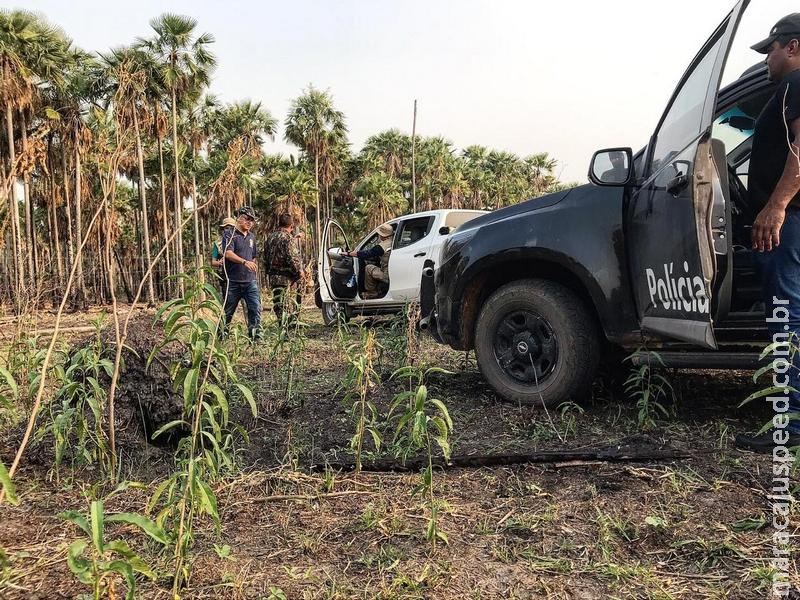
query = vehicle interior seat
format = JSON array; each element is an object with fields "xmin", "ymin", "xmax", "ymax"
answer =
[{"xmin": 717, "ymin": 141, "xmax": 763, "ymax": 315}]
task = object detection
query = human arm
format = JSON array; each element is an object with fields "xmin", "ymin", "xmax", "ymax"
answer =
[
  {"xmin": 345, "ymin": 245, "xmax": 384, "ymax": 260},
  {"xmin": 211, "ymin": 243, "xmax": 223, "ymax": 268},
  {"xmin": 223, "ymin": 234, "xmax": 258, "ymax": 272},
  {"xmin": 752, "ymin": 117, "xmax": 800, "ymax": 252},
  {"xmin": 289, "ymin": 238, "xmax": 304, "ymax": 279}
]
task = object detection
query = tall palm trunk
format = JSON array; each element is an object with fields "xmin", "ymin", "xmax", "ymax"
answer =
[
  {"xmin": 133, "ymin": 110, "xmax": 156, "ymax": 305},
  {"xmin": 0, "ymin": 160, "xmax": 13, "ymax": 301},
  {"xmin": 157, "ymin": 134, "xmax": 171, "ymax": 296},
  {"xmin": 314, "ymin": 151, "xmax": 321, "ymax": 252},
  {"xmin": 20, "ymin": 111, "xmax": 35, "ymax": 285},
  {"xmin": 61, "ymin": 143, "xmax": 75, "ymax": 277},
  {"xmin": 171, "ymin": 87, "xmax": 185, "ymax": 286},
  {"xmin": 74, "ymin": 121, "xmax": 87, "ymax": 306},
  {"xmin": 48, "ymin": 139, "xmax": 64, "ymax": 287},
  {"xmin": 191, "ymin": 148, "xmax": 201, "ymax": 277},
  {"xmin": 6, "ymin": 104, "xmax": 24, "ymax": 296}
]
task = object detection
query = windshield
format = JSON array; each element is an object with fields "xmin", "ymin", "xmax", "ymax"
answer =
[{"xmin": 712, "ymin": 106, "xmax": 754, "ymax": 155}]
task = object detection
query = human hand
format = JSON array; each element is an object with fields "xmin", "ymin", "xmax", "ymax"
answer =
[
  {"xmin": 752, "ymin": 204, "xmax": 785, "ymax": 252},
  {"xmin": 244, "ymin": 260, "xmax": 258, "ymax": 272}
]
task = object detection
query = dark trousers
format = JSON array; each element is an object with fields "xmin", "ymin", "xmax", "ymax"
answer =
[
  {"xmin": 757, "ymin": 208, "xmax": 800, "ymax": 434},
  {"xmin": 223, "ymin": 280, "xmax": 262, "ymax": 339},
  {"xmin": 272, "ymin": 284, "xmax": 302, "ymax": 323}
]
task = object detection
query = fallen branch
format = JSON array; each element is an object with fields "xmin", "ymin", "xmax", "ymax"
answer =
[
  {"xmin": 310, "ymin": 447, "xmax": 691, "ymax": 473},
  {"xmin": 227, "ymin": 490, "xmax": 373, "ymax": 506},
  {"xmin": 31, "ymin": 326, "xmax": 96, "ymax": 336}
]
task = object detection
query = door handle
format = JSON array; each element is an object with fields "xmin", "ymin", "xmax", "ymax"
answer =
[
  {"xmin": 666, "ymin": 173, "xmax": 689, "ymax": 195},
  {"xmin": 414, "ymin": 252, "xmax": 426, "ymax": 258}
]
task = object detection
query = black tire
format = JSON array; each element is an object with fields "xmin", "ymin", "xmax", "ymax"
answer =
[
  {"xmin": 474, "ymin": 279, "xmax": 600, "ymax": 407},
  {"xmin": 322, "ymin": 301, "xmax": 349, "ymax": 326}
]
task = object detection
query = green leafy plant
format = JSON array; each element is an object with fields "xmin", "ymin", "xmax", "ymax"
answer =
[
  {"xmin": 60, "ymin": 499, "xmax": 168, "ymax": 600},
  {"xmin": 740, "ymin": 338, "xmax": 800, "ymax": 448},
  {"xmin": 4, "ymin": 332, "xmax": 47, "ymax": 414},
  {"xmin": 556, "ymin": 401, "xmax": 584, "ymax": 440},
  {"xmin": 340, "ymin": 328, "xmax": 382, "ymax": 473},
  {"xmin": 0, "ymin": 367, "xmax": 19, "ymax": 506},
  {"xmin": 0, "ymin": 461, "xmax": 17, "ymax": 506},
  {"xmin": 623, "ymin": 350, "xmax": 674, "ymax": 428},
  {"xmin": 379, "ymin": 301, "xmax": 421, "ymax": 372},
  {"xmin": 146, "ymin": 272, "xmax": 255, "ymax": 594},
  {"xmin": 41, "ymin": 316, "xmax": 118, "ymax": 478},
  {"xmin": 267, "ymin": 292, "xmax": 308, "ymax": 409},
  {"xmin": 389, "ymin": 365, "xmax": 453, "ymax": 549},
  {"xmin": 0, "ymin": 361, "xmax": 18, "ymax": 425}
]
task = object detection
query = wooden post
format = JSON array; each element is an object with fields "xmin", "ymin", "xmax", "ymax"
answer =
[{"xmin": 411, "ymin": 99, "xmax": 417, "ymax": 213}]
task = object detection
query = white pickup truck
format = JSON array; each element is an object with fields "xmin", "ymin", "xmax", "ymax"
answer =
[{"xmin": 316, "ymin": 209, "xmax": 487, "ymax": 324}]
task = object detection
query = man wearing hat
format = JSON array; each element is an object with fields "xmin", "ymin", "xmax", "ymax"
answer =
[
  {"xmin": 221, "ymin": 206, "xmax": 262, "ymax": 340},
  {"xmin": 343, "ymin": 223, "xmax": 394, "ymax": 299},
  {"xmin": 212, "ymin": 217, "xmax": 236, "ymax": 297},
  {"xmin": 737, "ymin": 14, "xmax": 800, "ymax": 452}
]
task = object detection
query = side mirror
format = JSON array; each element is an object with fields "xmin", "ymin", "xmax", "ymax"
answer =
[
  {"xmin": 439, "ymin": 226, "xmax": 451, "ymax": 235},
  {"xmin": 588, "ymin": 147, "xmax": 634, "ymax": 186}
]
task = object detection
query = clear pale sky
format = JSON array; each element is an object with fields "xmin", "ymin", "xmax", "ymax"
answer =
[{"xmin": 13, "ymin": 0, "xmax": 795, "ymax": 182}]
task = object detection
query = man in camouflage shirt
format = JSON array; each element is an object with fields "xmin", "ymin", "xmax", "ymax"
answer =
[{"xmin": 263, "ymin": 213, "xmax": 304, "ymax": 322}]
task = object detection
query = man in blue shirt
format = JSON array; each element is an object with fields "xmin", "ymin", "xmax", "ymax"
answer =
[{"xmin": 221, "ymin": 206, "xmax": 262, "ymax": 340}]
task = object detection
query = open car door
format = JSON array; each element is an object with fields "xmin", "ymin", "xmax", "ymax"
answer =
[
  {"xmin": 627, "ymin": 0, "xmax": 748, "ymax": 348},
  {"xmin": 317, "ymin": 220, "xmax": 356, "ymax": 302}
]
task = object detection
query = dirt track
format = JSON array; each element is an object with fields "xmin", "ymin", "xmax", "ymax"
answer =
[{"xmin": 0, "ymin": 304, "xmax": 797, "ymax": 599}]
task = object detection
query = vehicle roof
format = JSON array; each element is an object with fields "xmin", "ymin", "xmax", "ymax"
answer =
[{"xmin": 385, "ymin": 208, "xmax": 487, "ymax": 223}]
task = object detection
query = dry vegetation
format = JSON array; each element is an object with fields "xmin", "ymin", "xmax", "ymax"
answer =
[{"xmin": 0, "ymin": 300, "xmax": 797, "ymax": 600}]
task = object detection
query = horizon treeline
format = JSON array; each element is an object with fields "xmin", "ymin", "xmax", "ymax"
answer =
[{"xmin": 0, "ymin": 9, "xmax": 572, "ymax": 308}]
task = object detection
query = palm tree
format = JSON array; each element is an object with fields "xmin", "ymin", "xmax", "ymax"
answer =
[
  {"xmin": 417, "ymin": 136, "xmax": 454, "ymax": 210},
  {"xmin": 101, "ymin": 46, "xmax": 158, "ymax": 303},
  {"xmin": 142, "ymin": 13, "xmax": 215, "ymax": 281},
  {"xmin": 0, "ymin": 9, "xmax": 37, "ymax": 295},
  {"xmin": 487, "ymin": 150, "xmax": 524, "ymax": 207},
  {"xmin": 261, "ymin": 158, "xmax": 316, "ymax": 228},
  {"xmin": 60, "ymin": 53, "xmax": 98, "ymax": 306},
  {"xmin": 0, "ymin": 10, "xmax": 70, "ymax": 295},
  {"xmin": 355, "ymin": 172, "xmax": 407, "ymax": 229},
  {"xmin": 284, "ymin": 86, "xmax": 347, "ymax": 249},
  {"xmin": 207, "ymin": 99, "xmax": 277, "ymax": 155},
  {"xmin": 361, "ymin": 129, "xmax": 411, "ymax": 179},
  {"xmin": 524, "ymin": 152, "xmax": 558, "ymax": 196},
  {"xmin": 462, "ymin": 145, "xmax": 490, "ymax": 209}
]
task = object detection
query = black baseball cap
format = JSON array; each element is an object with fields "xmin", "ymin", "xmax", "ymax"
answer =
[
  {"xmin": 236, "ymin": 205, "xmax": 258, "ymax": 221},
  {"xmin": 751, "ymin": 13, "xmax": 800, "ymax": 54}
]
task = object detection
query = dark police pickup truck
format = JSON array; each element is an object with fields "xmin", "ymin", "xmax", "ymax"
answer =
[{"xmin": 421, "ymin": 0, "xmax": 773, "ymax": 406}]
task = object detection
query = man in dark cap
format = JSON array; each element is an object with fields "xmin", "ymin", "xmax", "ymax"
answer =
[
  {"xmin": 737, "ymin": 14, "xmax": 800, "ymax": 452},
  {"xmin": 221, "ymin": 206, "xmax": 262, "ymax": 340}
]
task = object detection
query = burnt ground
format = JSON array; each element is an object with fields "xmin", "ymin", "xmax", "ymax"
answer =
[{"xmin": 0, "ymin": 303, "xmax": 798, "ymax": 599}]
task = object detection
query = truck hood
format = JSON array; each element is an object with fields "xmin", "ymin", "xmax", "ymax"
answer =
[{"xmin": 452, "ymin": 188, "xmax": 574, "ymax": 234}]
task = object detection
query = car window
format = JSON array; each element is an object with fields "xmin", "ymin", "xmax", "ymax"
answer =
[
  {"xmin": 649, "ymin": 30, "xmax": 726, "ymax": 176},
  {"xmin": 712, "ymin": 107, "xmax": 754, "ymax": 154},
  {"xmin": 327, "ymin": 222, "xmax": 349, "ymax": 251},
  {"xmin": 394, "ymin": 216, "xmax": 433, "ymax": 249},
  {"xmin": 735, "ymin": 157, "xmax": 749, "ymax": 189},
  {"xmin": 443, "ymin": 211, "xmax": 484, "ymax": 229},
  {"xmin": 359, "ymin": 232, "xmax": 380, "ymax": 252}
]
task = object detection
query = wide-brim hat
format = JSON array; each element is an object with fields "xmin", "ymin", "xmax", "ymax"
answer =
[
  {"xmin": 752, "ymin": 13, "xmax": 800, "ymax": 54},
  {"xmin": 219, "ymin": 217, "xmax": 236, "ymax": 229},
  {"xmin": 377, "ymin": 223, "xmax": 394, "ymax": 238}
]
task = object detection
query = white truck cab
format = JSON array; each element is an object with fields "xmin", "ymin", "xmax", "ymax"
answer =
[{"xmin": 316, "ymin": 209, "xmax": 487, "ymax": 324}]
